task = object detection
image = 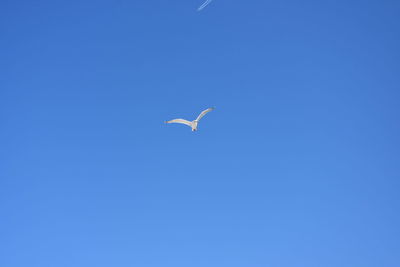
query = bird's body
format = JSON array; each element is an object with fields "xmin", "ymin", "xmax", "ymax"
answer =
[
  {"xmin": 191, "ymin": 120, "xmax": 199, "ymax": 131},
  {"xmin": 165, "ymin": 107, "xmax": 214, "ymax": 131}
]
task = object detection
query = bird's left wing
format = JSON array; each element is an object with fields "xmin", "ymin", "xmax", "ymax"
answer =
[
  {"xmin": 196, "ymin": 107, "xmax": 214, "ymax": 121},
  {"xmin": 165, "ymin": 119, "xmax": 192, "ymax": 127}
]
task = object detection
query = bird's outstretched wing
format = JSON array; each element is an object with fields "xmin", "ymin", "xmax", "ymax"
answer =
[
  {"xmin": 198, "ymin": 0, "xmax": 213, "ymax": 11},
  {"xmin": 196, "ymin": 107, "xmax": 214, "ymax": 121},
  {"xmin": 165, "ymin": 119, "xmax": 192, "ymax": 127}
]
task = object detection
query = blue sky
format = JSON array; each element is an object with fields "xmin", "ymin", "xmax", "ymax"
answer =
[{"xmin": 1, "ymin": 0, "xmax": 400, "ymax": 266}]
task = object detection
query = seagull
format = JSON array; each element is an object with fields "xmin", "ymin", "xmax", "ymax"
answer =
[{"xmin": 165, "ymin": 107, "xmax": 214, "ymax": 131}]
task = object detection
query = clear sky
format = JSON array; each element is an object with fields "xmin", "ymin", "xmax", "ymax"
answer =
[{"xmin": 1, "ymin": 0, "xmax": 400, "ymax": 266}]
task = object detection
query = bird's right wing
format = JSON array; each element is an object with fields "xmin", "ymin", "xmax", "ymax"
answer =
[
  {"xmin": 196, "ymin": 107, "xmax": 214, "ymax": 121},
  {"xmin": 198, "ymin": 0, "xmax": 213, "ymax": 11},
  {"xmin": 165, "ymin": 119, "xmax": 192, "ymax": 127}
]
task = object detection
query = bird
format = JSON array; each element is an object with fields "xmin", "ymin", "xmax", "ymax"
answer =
[{"xmin": 165, "ymin": 107, "xmax": 214, "ymax": 131}]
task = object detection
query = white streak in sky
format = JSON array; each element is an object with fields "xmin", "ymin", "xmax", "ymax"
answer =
[{"xmin": 197, "ymin": 0, "xmax": 213, "ymax": 11}]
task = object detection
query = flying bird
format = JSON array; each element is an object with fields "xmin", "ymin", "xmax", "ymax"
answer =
[
  {"xmin": 197, "ymin": 0, "xmax": 213, "ymax": 11},
  {"xmin": 165, "ymin": 107, "xmax": 214, "ymax": 131}
]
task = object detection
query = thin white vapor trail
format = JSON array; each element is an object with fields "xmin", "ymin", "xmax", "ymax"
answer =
[{"xmin": 197, "ymin": 0, "xmax": 213, "ymax": 11}]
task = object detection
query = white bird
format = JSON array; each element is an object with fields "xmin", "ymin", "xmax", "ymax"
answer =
[{"xmin": 165, "ymin": 107, "xmax": 214, "ymax": 131}]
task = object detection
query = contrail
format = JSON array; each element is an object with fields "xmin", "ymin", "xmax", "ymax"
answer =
[{"xmin": 197, "ymin": 0, "xmax": 213, "ymax": 11}]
